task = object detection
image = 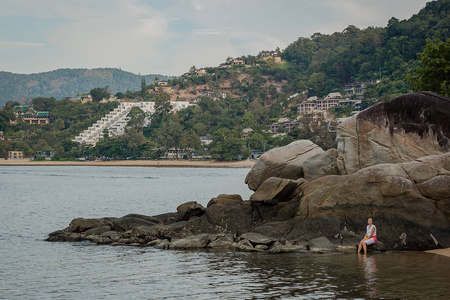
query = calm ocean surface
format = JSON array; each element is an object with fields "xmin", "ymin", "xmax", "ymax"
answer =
[{"xmin": 1, "ymin": 166, "xmax": 449, "ymax": 299}]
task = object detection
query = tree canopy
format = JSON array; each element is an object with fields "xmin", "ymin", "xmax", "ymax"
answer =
[{"xmin": 407, "ymin": 38, "xmax": 450, "ymax": 96}]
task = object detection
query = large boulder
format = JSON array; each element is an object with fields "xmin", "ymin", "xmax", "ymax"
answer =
[
  {"xmin": 303, "ymin": 149, "xmax": 339, "ymax": 180},
  {"xmin": 249, "ymin": 177, "xmax": 306, "ymax": 205},
  {"xmin": 336, "ymin": 92, "xmax": 450, "ymax": 175},
  {"xmin": 176, "ymin": 201, "xmax": 205, "ymax": 221},
  {"xmin": 245, "ymin": 140, "xmax": 324, "ymax": 190},
  {"xmin": 205, "ymin": 194, "xmax": 253, "ymax": 233},
  {"xmin": 288, "ymin": 153, "xmax": 450, "ymax": 250}
]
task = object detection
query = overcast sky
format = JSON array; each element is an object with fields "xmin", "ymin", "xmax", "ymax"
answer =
[{"xmin": 0, "ymin": 0, "xmax": 431, "ymax": 76}]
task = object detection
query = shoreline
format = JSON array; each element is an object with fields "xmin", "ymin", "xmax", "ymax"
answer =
[
  {"xmin": 425, "ymin": 248, "xmax": 450, "ymax": 258},
  {"xmin": 0, "ymin": 159, "xmax": 256, "ymax": 168}
]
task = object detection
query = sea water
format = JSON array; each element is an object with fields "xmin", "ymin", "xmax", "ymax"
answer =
[{"xmin": 0, "ymin": 166, "xmax": 449, "ymax": 299}]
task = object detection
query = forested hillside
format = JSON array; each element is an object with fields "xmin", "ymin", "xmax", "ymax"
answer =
[
  {"xmin": 0, "ymin": 0, "xmax": 448, "ymax": 161},
  {"xmin": 0, "ymin": 68, "xmax": 170, "ymax": 108},
  {"xmin": 280, "ymin": 0, "xmax": 449, "ymax": 99}
]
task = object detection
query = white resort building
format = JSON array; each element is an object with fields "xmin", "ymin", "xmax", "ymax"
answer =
[{"xmin": 73, "ymin": 101, "xmax": 191, "ymax": 145}]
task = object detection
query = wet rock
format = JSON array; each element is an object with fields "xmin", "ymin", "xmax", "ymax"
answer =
[
  {"xmin": 208, "ymin": 233, "xmax": 234, "ymax": 249},
  {"xmin": 67, "ymin": 218, "xmax": 112, "ymax": 233},
  {"xmin": 235, "ymin": 239, "xmax": 256, "ymax": 251},
  {"xmin": 84, "ymin": 226, "xmax": 112, "ymax": 236},
  {"xmin": 245, "ymin": 140, "xmax": 324, "ymax": 191},
  {"xmin": 181, "ymin": 215, "xmax": 220, "ymax": 235},
  {"xmin": 269, "ymin": 244, "xmax": 307, "ymax": 254},
  {"xmin": 100, "ymin": 231, "xmax": 122, "ymax": 241},
  {"xmin": 251, "ymin": 220, "xmax": 295, "ymax": 240},
  {"xmin": 113, "ymin": 215, "xmax": 158, "ymax": 232},
  {"xmin": 308, "ymin": 237, "xmax": 336, "ymax": 251},
  {"xmin": 255, "ymin": 244, "xmax": 269, "ymax": 250},
  {"xmin": 205, "ymin": 199, "xmax": 253, "ymax": 232},
  {"xmin": 177, "ymin": 201, "xmax": 205, "ymax": 221},
  {"xmin": 336, "ymin": 92, "xmax": 450, "ymax": 175},
  {"xmin": 240, "ymin": 232, "xmax": 276, "ymax": 245},
  {"xmin": 171, "ymin": 234, "xmax": 210, "ymax": 249},
  {"xmin": 146, "ymin": 239, "xmax": 171, "ymax": 249}
]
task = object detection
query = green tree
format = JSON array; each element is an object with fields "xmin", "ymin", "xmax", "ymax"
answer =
[
  {"xmin": 90, "ymin": 87, "xmax": 110, "ymax": 102},
  {"xmin": 141, "ymin": 78, "xmax": 148, "ymax": 99},
  {"xmin": 407, "ymin": 38, "xmax": 450, "ymax": 96},
  {"xmin": 31, "ymin": 97, "xmax": 56, "ymax": 111}
]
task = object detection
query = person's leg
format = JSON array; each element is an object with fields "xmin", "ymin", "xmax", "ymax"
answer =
[
  {"xmin": 357, "ymin": 240, "xmax": 363, "ymax": 253},
  {"xmin": 363, "ymin": 238, "xmax": 374, "ymax": 254}
]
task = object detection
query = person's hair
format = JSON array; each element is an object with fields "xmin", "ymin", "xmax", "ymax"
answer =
[{"xmin": 368, "ymin": 217, "xmax": 373, "ymax": 221}]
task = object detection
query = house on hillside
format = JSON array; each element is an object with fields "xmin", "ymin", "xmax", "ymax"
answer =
[
  {"xmin": 11, "ymin": 105, "xmax": 50, "ymax": 125},
  {"xmin": 297, "ymin": 93, "xmax": 358, "ymax": 115},
  {"xmin": 8, "ymin": 151, "xmax": 24, "ymax": 159},
  {"xmin": 196, "ymin": 68, "xmax": 207, "ymax": 76},
  {"xmin": 324, "ymin": 92, "xmax": 342, "ymax": 99},
  {"xmin": 268, "ymin": 118, "xmax": 300, "ymax": 134},
  {"xmin": 200, "ymin": 136, "xmax": 213, "ymax": 146},
  {"xmin": 343, "ymin": 79, "xmax": 381, "ymax": 98},
  {"xmin": 258, "ymin": 51, "xmax": 282, "ymax": 63},
  {"xmin": 232, "ymin": 58, "xmax": 245, "ymax": 65},
  {"xmin": 242, "ymin": 128, "xmax": 254, "ymax": 139}
]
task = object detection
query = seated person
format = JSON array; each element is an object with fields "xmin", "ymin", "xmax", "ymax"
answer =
[{"xmin": 357, "ymin": 217, "xmax": 377, "ymax": 255}]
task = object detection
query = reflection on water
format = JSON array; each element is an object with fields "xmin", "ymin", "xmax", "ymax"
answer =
[
  {"xmin": 359, "ymin": 254, "xmax": 378, "ymax": 298},
  {"xmin": 1, "ymin": 166, "xmax": 450, "ymax": 299}
]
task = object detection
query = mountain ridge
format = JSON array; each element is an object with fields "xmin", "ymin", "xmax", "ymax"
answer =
[{"xmin": 0, "ymin": 68, "xmax": 171, "ymax": 108}]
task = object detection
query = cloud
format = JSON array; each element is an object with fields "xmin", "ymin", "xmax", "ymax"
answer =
[
  {"xmin": 193, "ymin": 29, "xmax": 225, "ymax": 35},
  {"xmin": 0, "ymin": 42, "xmax": 46, "ymax": 48},
  {"xmin": 0, "ymin": 0, "xmax": 431, "ymax": 76}
]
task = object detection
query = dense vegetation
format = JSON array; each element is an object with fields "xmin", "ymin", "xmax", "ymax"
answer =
[
  {"xmin": 0, "ymin": 68, "xmax": 170, "ymax": 108},
  {"xmin": 1, "ymin": 0, "xmax": 448, "ymax": 161}
]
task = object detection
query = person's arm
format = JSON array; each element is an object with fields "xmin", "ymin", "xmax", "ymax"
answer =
[{"xmin": 367, "ymin": 227, "xmax": 375, "ymax": 238}]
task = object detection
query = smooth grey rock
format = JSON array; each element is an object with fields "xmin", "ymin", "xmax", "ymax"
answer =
[
  {"xmin": 171, "ymin": 234, "xmax": 210, "ymax": 249},
  {"xmin": 245, "ymin": 140, "xmax": 324, "ymax": 191},
  {"xmin": 249, "ymin": 177, "xmax": 305, "ymax": 205},
  {"xmin": 309, "ymin": 237, "xmax": 336, "ymax": 251},
  {"xmin": 240, "ymin": 232, "xmax": 276, "ymax": 245},
  {"xmin": 303, "ymin": 149, "xmax": 339, "ymax": 180},
  {"xmin": 208, "ymin": 234, "xmax": 234, "ymax": 248}
]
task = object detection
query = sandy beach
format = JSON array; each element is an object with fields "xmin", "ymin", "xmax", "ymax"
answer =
[
  {"xmin": 425, "ymin": 248, "xmax": 450, "ymax": 258},
  {"xmin": 0, "ymin": 158, "xmax": 255, "ymax": 168}
]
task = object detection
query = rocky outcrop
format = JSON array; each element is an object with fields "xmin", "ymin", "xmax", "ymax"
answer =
[
  {"xmin": 288, "ymin": 153, "xmax": 450, "ymax": 250},
  {"xmin": 47, "ymin": 92, "xmax": 450, "ymax": 253},
  {"xmin": 47, "ymin": 153, "xmax": 450, "ymax": 252},
  {"xmin": 245, "ymin": 140, "xmax": 323, "ymax": 191},
  {"xmin": 337, "ymin": 92, "xmax": 450, "ymax": 175}
]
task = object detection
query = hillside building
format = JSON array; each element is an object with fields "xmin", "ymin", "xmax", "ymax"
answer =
[
  {"xmin": 8, "ymin": 151, "xmax": 24, "ymax": 159},
  {"xmin": 297, "ymin": 92, "xmax": 361, "ymax": 116},
  {"xmin": 11, "ymin": 105, "xmax": 50, "ymax": 125}
]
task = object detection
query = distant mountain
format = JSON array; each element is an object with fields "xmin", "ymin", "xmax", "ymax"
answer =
[{"xmin": 0, "ymin": 68, "xmax": 171, "ymax": 108}]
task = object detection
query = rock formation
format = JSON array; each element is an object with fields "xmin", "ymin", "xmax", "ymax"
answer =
[
  {"xmin": 47, "ymin": 92, "xmax": 450, "ymax": 253},
  {"xmin": 336, "ymin": 91, "xmax": 450, "ymax": 175},
  {"xmin": 245, "ymin": 140, "xmax": 323, "ymax": 191}
]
